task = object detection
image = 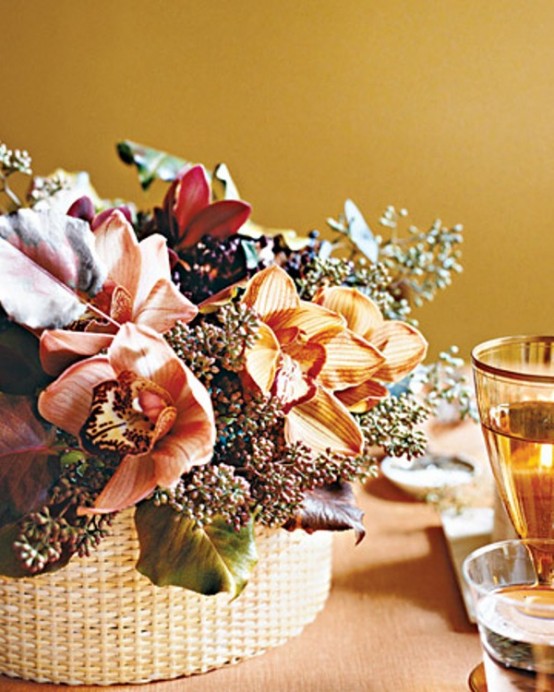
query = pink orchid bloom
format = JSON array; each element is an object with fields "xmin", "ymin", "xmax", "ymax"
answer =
[
  {"xmin": 38, "ymin": 323, "xmax": 216, "ymax": 514},
  {"xmin": 313, "ymin": 286, "xmax": 428, "ymax": 412},
  {"xmin": 162, "ymin": 165, "xmax": 251, "ymax": 251},
  {"xmin": 240, "ymin": 266, "xmax": 389, "ymax": 457},
  {"xmin": 39, "ymin": 210, "xmax": 198, "ymax": 375}
]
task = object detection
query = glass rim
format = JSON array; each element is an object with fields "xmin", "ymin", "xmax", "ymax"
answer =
[
  {"xmin": 471, "ymin": 335, "xmax": 554, "ymax": 383},
  {"xmin": 463, "ymin": 538, "xmax": 554, "ymax": 608},
  {"xmin": 464, "ymin": 537, "xmax": 554, "ymax": 563}
]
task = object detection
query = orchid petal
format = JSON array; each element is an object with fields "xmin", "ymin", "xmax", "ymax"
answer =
[
  {"xmin": 108, "ymin": 324, "xmax": 188, "ymax": 399},
  {"xmin": 134, "ymin": 234, "xmax": 175, "ymax": 307},
  {"xmin": 242, "ymin": 265, "xmax": 300, "ymax": 319},
  {"xmin": 154, "ymin": 375, "xmax": 216, "ymax": 483},
  {"xmin": 316, "ymin": 330, "xmax": 385, "ymax": 390},
  {"xmin": 88, "ymin": 454, "xmax": 157, "ymax": 514},
  {"xmin": 184, "ymin": 200, "xmax": 251, "ymax": 248},
  {"xmin": 139, "ymin": 389, "xmax": 173, "ymax": 424},
  {"xmin": 274, "ymin": 353, "xmax": 317, "ymax": 408},
  {"xmin": 152, "ymin": 418, "xmax": 213, "ymax": 484},
  {"xmin": 172, "ymin": 359, "xmax": 216, "ymax": 433},
  {"xmin": 110, "ymin": 285, "xmax": 133, "ymax": 323},
  {"xmin": 37, "ymin": 356, "xmax": 114, "ymax": 437},
  {"xmin": 335, "ymin": 380, "xmax": 389, "ymax": 412},
  {"xmin": 40, "ymin": 330, "xmax": 114, "ymax": 376},
  {"xmin": 371, "ymin": 322, "xmax": 428, "ymax": 382},
  {"xmin": 93, "ymin": 211, "xmax": 141, "ymax": 298},
  {"xmin": 270, "ymin": 302, "xmax": 345, "ymax": 341},
  {"xmin": 271, "ymin": 325, "xmax": 300, "ymax": 346},
  {"xmin": 151, "ymin": 405, "xmax": 178, "ymax": 440},
  {"xmin": 91, "ymin": 206, "xmax": 133, "ymax": 231},
  {"xmin": 282, "ymin": 340, "xmax": 326, "ymax": 381},
  {"xmin": 174, "ymin": 165, "xmax": 211, "ymax": 236},
  {"xmin": 244, "ymin": 322, "xmax": 281, "ymax": 395},
  {"xmin": 313, "ymin": 286, "xmax": 384, "ymax": 339},
  {"xmin": 133, "ymin": 278, "xmax": 198, "ymax": 332},
  {"xmin": 285, "ymin": 386, "xmax": 364, "ymax": 457}
]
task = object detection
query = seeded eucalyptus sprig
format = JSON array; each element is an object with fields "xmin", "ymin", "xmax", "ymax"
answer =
[
  {"xmin": 164, "ymin": 285, "xmax": 433, "ymax": 529},
  {"xmin": 241, "ymin": 436, "xmax": 382, "ymax": 527},
  {"xmin": 14, "ymin": 508, "xmax": 112, "ymax": 575},
  {"xmin": 153, "ymin": 463, "xmax": 252, "ymax": 531},
  {"xmin": 411, "ymin": 346, "xmax": 478, "ymax": 422},
  {"xmin": 0, "ymin": 141, "xmax": 68, "ymax": 212},
  {"xmin": 13, "ymin": 452, "xmax": 117, "ymax": 575},
  {"xmin": 27, "ymin": 173, "xmax": 66, "ymax": 206},
  {"xmin": 358, "ymin": 393, "xmax": 429, "ymax": 460},
  {"xmin": 326, "ymin": 202, "xmax": 463, "ymax": 312},
  {"xmin": 0, "ymin": 143, "xmax": 32, "ymax": 177},
  {"xmin": 378, "ymin": 206, "xmax": 464, "ymax": 308},
  {"xmin": 165, "ymin": 302, "xmax": 259, "ymax": 384},
  {"xmin": 0, "ymin": 143, "xmax": 32, "ymax": 211}
]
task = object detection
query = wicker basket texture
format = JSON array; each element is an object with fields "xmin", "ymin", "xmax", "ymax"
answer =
[{"xmin": 0, "ymin": 511, "xmax": 332, "ymax": 685}]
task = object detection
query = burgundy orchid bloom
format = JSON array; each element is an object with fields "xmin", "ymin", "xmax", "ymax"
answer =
[{"xmin": 161, "ymin": 165, "xmax": 251, "ymax": 251}]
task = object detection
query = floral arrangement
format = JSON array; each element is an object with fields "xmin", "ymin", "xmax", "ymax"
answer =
[{"xmin": 0, "ymin": 141, "xmax": 464, "ymax": 596}]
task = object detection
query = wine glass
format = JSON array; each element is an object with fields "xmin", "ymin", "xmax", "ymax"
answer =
[{"xmin": 472, "ymin": 336, "xmax": 554, "ymax": 584}]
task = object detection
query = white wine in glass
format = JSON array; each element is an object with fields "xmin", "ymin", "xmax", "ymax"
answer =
[{"xmin": 473, "ymin": 336, "xmax": 554, "ymax": 584}]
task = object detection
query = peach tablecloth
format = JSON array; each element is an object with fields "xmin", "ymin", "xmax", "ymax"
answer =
[{"xmin": 0, "ymin": 421, "xmax": 487, "ymax": 692}]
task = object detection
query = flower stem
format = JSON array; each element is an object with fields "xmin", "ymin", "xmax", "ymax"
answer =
[{"xmin": 0, "ymin": 173, "xmax": 22, "ymax": 209}]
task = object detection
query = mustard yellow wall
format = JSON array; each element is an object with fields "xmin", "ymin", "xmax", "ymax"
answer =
[{"xmin": 3, "ymin": 1, "xmax": 553, "ymax": 359}]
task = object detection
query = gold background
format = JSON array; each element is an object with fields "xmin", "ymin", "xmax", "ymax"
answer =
[{"xmin": 3, "ymin": 0, "xmax": 553, "ymax": 359}]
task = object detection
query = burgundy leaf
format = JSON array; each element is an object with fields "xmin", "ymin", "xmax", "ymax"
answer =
[
  {"xmin": 283, "ymin": 482, "xmax": 365, "ymax": 544},
  {"xmin": 0, "ymin": 394, "xmax": 60, "ymax": 528},
  {"xmin": 0, "ymin": 208, "xmax": 106, "ymax": 329},
  {"xmin": 0, "ymin": 321, "xmax": 51, "ymax": 394}
]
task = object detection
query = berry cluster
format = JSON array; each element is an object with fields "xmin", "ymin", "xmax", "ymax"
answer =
[{"xmin": 13, "ymin": 455, "xmax": 116, "ymax": 574}]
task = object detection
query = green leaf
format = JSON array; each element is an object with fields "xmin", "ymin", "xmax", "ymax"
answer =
[
  {"xmin": 283, "ymin": 482, "xmax": 365, "ymax": 544},
  {"xmin": 0, "ymin": 321, "xmax": 51, "ymax": 394},
  {"xmin": 135, "ymin": 502, "xmax": 258, "ymax": 597},
  {"xmin": 212, "ymin": 162, "xmax": 240, "ymax": 200},
  {"xmin": 0, "ymin": 394, "xmax": 60, "ymax": 528},
  {"xmin": 240, "ymin": 238, "xmax": 261, "ymax": 270},
  {"xmin": 117, "ymin": 140, "xmax": 190, "ymax": 190},
  {"xmin": 344, "ymin": 199, "xmax": 379, "ymax": 263}
]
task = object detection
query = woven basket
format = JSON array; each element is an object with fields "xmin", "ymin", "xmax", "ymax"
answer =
[{"xmin": 0, "ymin": 511, "xmax": 333, "ymax": 685}]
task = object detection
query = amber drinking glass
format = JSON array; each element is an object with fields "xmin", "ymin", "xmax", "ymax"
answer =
[{"xmin": 472, "ymin": 336, "xmax": 554, "ymax": 584}]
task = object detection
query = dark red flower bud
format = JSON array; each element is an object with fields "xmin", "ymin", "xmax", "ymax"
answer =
[{"xmin": 67, "ymin": 196, "xmax": 95, "ymax": 223}]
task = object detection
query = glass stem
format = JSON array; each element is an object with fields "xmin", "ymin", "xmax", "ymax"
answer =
[{"xmin": 528, "ymin": 544, "xmax": 554, "ymax": 585}]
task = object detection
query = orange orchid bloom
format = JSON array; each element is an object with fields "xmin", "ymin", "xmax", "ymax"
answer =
[
  {"xmin": 38, "ymin": 323, "xmax": 216, "ymax": 514},
  {"xmin": 39, "ymin": 210, "xmax": 198, "ymax": 375},
  {"xmin": 313, "ymin": 286, "xmax": 428, "ymax": 412},
  {"xmin": 240, "ymin": 266, "xmax": 388, "ymax": 457}
]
